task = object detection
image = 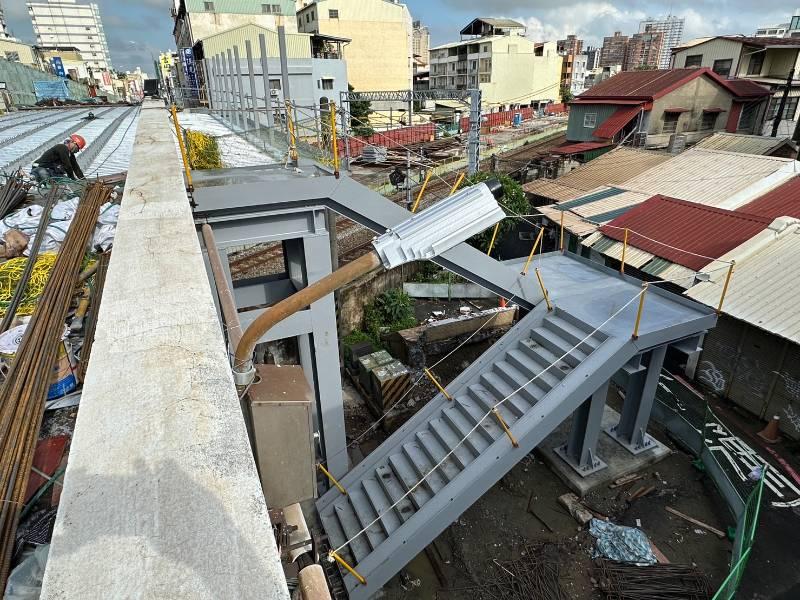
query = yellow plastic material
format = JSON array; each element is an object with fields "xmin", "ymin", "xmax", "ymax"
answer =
[
  {"xmin": 486, "ymin": 223, "xmax": 500, "ymax": 256},
  {"xmin": 330, "ymin": 101, "xmax": 340, "ymax": 176},
  {"xmin": 411, "ymin": 171, "xmax": 432, "ymax": 213},
  {"xmin": 285, "ymin": 100, "xmax": 299, "ymax": 162},
  {"xmin": 717, "ymin": 262, "xmax": 735, "ymax": 315},
  {"xmin": 450, "ymin": 172, "xmax": 465, "ymax": 195},
  {"xmin": 534, "ymin": 268, "xmax": 553, "ymax": 312},
  {"xmin": 424, "ymin": 367, "xmax": 453, "ymax": 401},
  {"xmin": 520, "ymin": 227, "xmax": 545, "ymax": 275},
  {"xmin": 317, "ymin": 463, "xmax": 347, "ymax": 495},
  {"xmin": 632, "ymin": 283, "xmax": 648, "ymax": 339},
  {"xmin": 330, "ymin": 550, "xmax": 367, "ymax": 585},
  {"xmin": 620, "ymin": 228, "xmax": 629, "ymax": 274},
  {"xmin": 0, "ymin": 252, "xmax": 57, "ymax": 318}
]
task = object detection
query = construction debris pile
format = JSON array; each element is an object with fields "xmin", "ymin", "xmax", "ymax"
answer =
[{"xmin": 0, "ymin": 175, "xmax": 124, "ymax": 595}]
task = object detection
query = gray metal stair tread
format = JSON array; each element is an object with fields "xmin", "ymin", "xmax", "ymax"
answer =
[
  {"xmin": 554, "ymin": 307, "xmax": 608, "ymax": 340},
  {"xmin": 333, "ymin": 498, "xmax": 372, "ymax": 563},
  {"xmin": 519, "ymin": 338, "xmax": 577, "ymax": 375},
  {"xmin": 375, "ymin": 464, "xmax": 417, "ymax": 521},
  {"xmin": 543, "ymin": 315, "xmax": 600, "ymax": 352},
  {"xmin": 454, "ymin": 398, "xmax": 499, "ymax": 441},
  {"xmin": 387, "ymin": 452, "xmax": 433, "ymax": 508},
  {"xmin": 489, "ymin": 362, "xmax": 544, "ymax": 403},
  {"xmin": 466, "ymin": 383, "xmax": 524, "ymax": 423},
  {"xmin": 347, "ymin": 488, "xmax": 387, "ymax": 551},
  {"xmin": 361, "ymin": 478, "xmax": 402, "ymax": 536},
  {"xmin": 528, "ymin": 327, "xmax": 588, "ymax": 366},
  {"xmin": 415, "ymin": 430, "xmax": 462, "ymax": 481},
  {"xmin": 441, "ymin": 406, "xmax": 490, "ymax": 455},
  {"xmin": 403, "ymin": 442, "xmax": 448, "ymax": 495},
  {"xmin": 320, "ymin": 510, "xmax": 354, "ymax": 564},
  {"xmin": 428, "ymin": 418, "xmax": 475, "ymax": 467},
  {"xmin": 505, "ymin": 349, "xmax": 562, "ymax": 390}
]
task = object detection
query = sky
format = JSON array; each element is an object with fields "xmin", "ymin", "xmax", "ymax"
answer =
[{"xmin": 3, "ymin": 0, "xmax": 800, "ymax": 72}]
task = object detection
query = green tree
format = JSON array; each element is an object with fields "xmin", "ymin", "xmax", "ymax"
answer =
[
  {"xmin": 560, "ymin": 83, "xmax": 574, "ymax": 104},
  {"xmin": 464, "ymin": 172, "xmax": 529, "ymax": 253},
  {"xmin": 348, "ymin": 83, "xmax": 375, "ymax": 137}
]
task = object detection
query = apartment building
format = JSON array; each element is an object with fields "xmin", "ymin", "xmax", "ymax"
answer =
[
  {"xmin": 296, "ymin": 0, "xmax": 412, "ymax": 92},
  {"xmin": 557, "ymin": 34, "xmax": 583, "ymax": 56},
  {"xmin": 600, "ymin": 32, "xmax": 628, "ymax": 67},
  {"xmin": 671, "ymin": 35, "xmax": 800, "ymax": 135},
  {"xmin": 27, "ymin": 0, "xmax": 111, "ymax": 71},
  {"xmin": 755, "ymin": 9, "xmax": 800, "ymax": 38},
  {"xmin": 639, "ymin": 15, "xmax": 684, "ymax": 69},
  {"xmin": 429, "ymin": 18, "xmax": 561, "ymax": 110},
  {"xmin": 625, "ymin": 31, "xmax": 663, "ymax": 70},
  {"xmin": 413, "ymin": 19, "xmax": 430, "ymax": 69}
]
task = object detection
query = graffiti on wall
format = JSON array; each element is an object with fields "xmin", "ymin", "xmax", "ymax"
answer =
[{"xmin": 698, "ymin": 360, "xmax": 726, "ymax": 394}]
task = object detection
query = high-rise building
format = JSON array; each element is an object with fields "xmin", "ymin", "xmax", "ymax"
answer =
[
  {"xmin": 756, "ymin": 8, "xmax": 800, "ymax": 37},
  {"xmin": 413, "ymin": 20, "xmax": 430, "ymax": 70},
  {"xmin": 0, "ymin": 1, "xmax": 10, "ymax": 39},
  {"xmin": 600, "ymin": 32, "xmax": 628, "ymax": 67},
  {"xmin": 624, "ymin": 31, "xmax": 663, "ymax": 70},
  {"xmin": 585, "ymin": 46, "xmax": 600, "ymax": 70},
  {"xmin": 639, "ymin": 15, "xmax": 684, "ymax": 69},
  {"xmin": 557, "ymin": 34, "xmax": 583, "ymax": 56},
  {"xmin": 27, "ymin": 0, "xmax": 112, "ymax": 70}
]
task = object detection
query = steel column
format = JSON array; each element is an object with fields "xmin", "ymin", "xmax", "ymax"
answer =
[
  {"xmin": 233, "ymin": 45, "xmax": 246, "ymax": 130},
  {"xmin": 219, "ymin": 53, "xmax": 231, "ymax": 123},
  {"xmin": 245, "ymin": 40, "xmax": 259, "ymax": 130},
  {"xmin": 467, "ymin": 88, "xmax": 482, "ymax": 175},
  {"xmin": 226, "ymin": 49, "xmax": 239, "ymax": 128},
  {"xmin": 277, "ymin": 26, "xmax": 292, "ymax": 102},
  {"xmin": 258, "ymin": 33, "xmax": 275, "ymax": 129},
  {"xmin": 205, "ymin": 59, "xmax": 216, "ymax": 110},
  {"xmin": 555, "ymin": 380, "xmax": 609, "ymax": 475},
  {"xmin": 607, "ymin": 345, "xmax": 667, "ymax": 454}
]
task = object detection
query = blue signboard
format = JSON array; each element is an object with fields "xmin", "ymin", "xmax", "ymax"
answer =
[
  {"xmin": 51, "ymin": 56, "xmax": 65, "ymax": 78},
  {"xmin": 181, "ymin": 47, "xmax": 199, "ymax": 99},
  {"xmin": 34, "ymin": 80, "xmax": 70, "ymax": 101}
]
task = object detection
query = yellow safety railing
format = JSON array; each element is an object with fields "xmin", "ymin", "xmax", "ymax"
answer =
[
  {"xmin": 620, "ymin": 228, "xmax": 629, "ymax": 274},
  {"xmin": 330, "ymin": 101, "xmax": 340, "ymax": 177},
  {"xmin": 520, "ymin": 227, "xmax": 545, "ymax": 276},
  {"xmin": 559, "ymin": 210, "xmax": 565, "ymax": 252},
  {"xmin": 450, "ymin": 172, "xmax": 465, "ymax": 194},
  {"xmin": 534, "ymin": 268, "xmax": 553, "ymax": 312},
  {"xmin": 411, "ymin": 171, "xmax": 432, "ymax": 213},
  {"xmin": 170, "ymin": 105, "xmax": 194, "ymax": 192},
  {"xmin": 486, "ymin": 223, "xmax": 500, "ymax": 256},
  {"xmin": 329, "ymin": 550, "xmax": 367, "ymax": 585},
  {"xmin": 424, "ymin": 367, "xmax": 453, "ymax": 401},
  {"xmin": 317, "ymin": 463, "xmax": 347, "ymax": 495},
  {"xmin": 717, "ymin": 261, "xmax": 735, "ymax": 315},
  {"xmin": 285, "ymin": 100, "xmax": 298, "ymax": 162},
  {"xmin": 492, "ymin": 408, "xmax": 519, "ymax": 447},
  {"xmin": 632, "ymin": 282, "xmax": 648, "ymax": 339}
]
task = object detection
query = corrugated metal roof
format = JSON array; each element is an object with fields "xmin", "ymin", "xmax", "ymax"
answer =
[
  {"xmin": 658, "ymin": 262, "xmax": 698, "ymax": 288},
  {"xmin": 551, "ymin": 141, "xmax": 611, "ymax": 155},
  {"xmin": 593, "ymin": 105, "xmax": 642, "ymax": 139},
  {"xmin": 622, "ymin": 147, "xmax": 799, "ymax": 209},
  {"xmin": 694, "ymin": 132, "xmax": 794, "ymax": 156},
  {"xmin": 737, "ymin": 176, "xmax": 800, "ymax": 220},
  {"xmin": 686, "ymin": 219, "xmax": 800, "ymax": 343},
  {"xmin": 571, "ymin": 189, "xmax": 652, "ymax": 218},
  {"xmin": 538, "ymin": 205, "xmax": 600, "ymax": 237},
  {"xmin": 601, "ymin": 240, "xmax": 655, "ymax": 268},
  {"xmin": 522, "ymin": 147, "xmax": 671, "ymax": 200},
  {"xmin": 599, "ymin": 195, "xmax": 772, "ymax": 270},
  {"xmin": 559, "ymin": 186, "xmax": 624, "ymax": 209}
]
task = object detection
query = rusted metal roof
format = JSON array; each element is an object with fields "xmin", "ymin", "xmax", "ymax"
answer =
[
  {"xmin": 598, "ymin": 195, "xmax": 772, "ymax": 270},
  {"xmin": 694, "ymin": 132, "xmax": 796, "ymax": 156},
  {"xmin": 736, "ymin": 176, "xmax": 800, "ymax": 220},
  {"xmin": 522, "ymin": 147, "xmax": 671, "ymax": 201},
  {"xmin": 551, "ymin": 141, "xmax": 611, "ymax": 155},
  {"xmin": 686, "ymin": 218, "xmax": 800, "ymax": 343},
  {"xmin": 593, "ymin": 106, "xmax": 642, "ymax": 139}
]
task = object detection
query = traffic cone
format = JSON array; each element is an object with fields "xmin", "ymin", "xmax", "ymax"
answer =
[{"xmin": 757, "ymin": 415, "xmax": 781, "ymax": 444}]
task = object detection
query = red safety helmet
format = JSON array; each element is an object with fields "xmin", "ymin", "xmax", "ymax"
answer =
[{"xmin": 69, "ymin": 134, "xmax": 86, "ymax": 150}]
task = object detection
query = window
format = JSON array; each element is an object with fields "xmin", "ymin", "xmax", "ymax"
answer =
[
  {"xmin": 4, "ymin": 52, "xmax": 19, "ymax": 62},
  {"xmin": 321, "ymin": 77, "xmax": 333, "ymax": 90},
  {"xmin": 329, "ymin": 9, "xmax": 338, "ymax": 18},
  {"xmin": 792, "ymin": 16, "xmax": 800, "ymax": 29},
  {"xmin": 298, "ymin": 18, "xmax": 302, "ymax": 28},
  {"xmin": 662, "ymin": 112, "xmax": 680, "ymax": 133},
  {"xmin": 767, "ymin": 96, "xmax": 799, "ymax": 120},
  {"xmin": 262, "ymin": 4, "xmax": 271, "ymax": 13},
  {"xmin": 311, "ymin": 11, "xmax": 315, "ymax": 19},
  {"xmin": 700, "ymin": 112, "xmax": 717, "ymax": 130},
  {"xmin": 269, "ymin": 79, "xmax": 281, "ymax": 90},
  {"xmin": 306, "ymin": 13, "xmax": 310, "ymax": 23},
  {"xmin": 712, "ymin": 58, "xmax": 732, "ymax": 77},
  {"xmin": 684, "ymin": 54, "xmax": 702, "ymax": 68},
  {"xmin": 583, "ymin": 113, "xmax": 597, "ymax": 128},
  {"xmin": 203, "ymin": 1, "xmax": 214, "ymax": 11},
  {"xmin": 747, "ymin": 52, "xmax": 764, "ymax": 75},
  {"xmin": 738, "ymin": 102, "xmax": 758, "ymax": 130}
]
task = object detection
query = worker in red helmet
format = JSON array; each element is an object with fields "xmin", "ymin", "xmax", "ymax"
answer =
[{"xmin": 32, "ymin": 134, "xmax": 86, "ymax": 182}]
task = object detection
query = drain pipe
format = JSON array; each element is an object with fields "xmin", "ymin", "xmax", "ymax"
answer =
[
  {"xmin": 201, "ymin": 224, "xmax": 242, "ymax": 349},
  {"xmin": 232, "ymin": 179, "xmax": 505, "ymax": 386},
  {"xmin": 282, "ymin": 503, "xmax": 331, "ymax": 600}
]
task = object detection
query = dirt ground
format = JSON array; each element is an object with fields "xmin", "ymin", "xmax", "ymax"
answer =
[{"xmin": 341, "ymin": 331, "xmax": 735, "ymax": 599}]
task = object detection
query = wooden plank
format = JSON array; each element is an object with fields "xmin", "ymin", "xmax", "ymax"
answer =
[{"xmin": 665, "ymin": 506, "xmax": 726, "ymax": 538}]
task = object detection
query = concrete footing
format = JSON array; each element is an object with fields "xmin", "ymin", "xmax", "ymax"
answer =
[{"xmin": 539, "ymin": 405, "xmax": 671, "ymax": 497}]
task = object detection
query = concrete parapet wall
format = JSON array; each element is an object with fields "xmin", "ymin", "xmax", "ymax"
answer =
[{"xmin": 41, "ymin": 100, "xmax": 289, "ymax": 599}]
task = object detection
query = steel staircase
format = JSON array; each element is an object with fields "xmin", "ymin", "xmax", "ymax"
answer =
[{"xmin": 317, "ymin": 304, "xmax": 639, "ymax": 598}]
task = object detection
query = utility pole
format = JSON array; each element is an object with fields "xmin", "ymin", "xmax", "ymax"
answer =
[
  {"xmin": 467, "ymin": 88, "xmax": 482, "ymax": 175},
  {"xmin": 772, "ymin": 69, "xmax": 794, "ymax": 137},
  {"xmin": 406, "ymin": 149, "xmax": 412, "ymax": 209}
]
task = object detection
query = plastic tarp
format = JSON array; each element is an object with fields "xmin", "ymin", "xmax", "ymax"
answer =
[
  {"xmin": 33, "ymin": 80, "xmax": 70, "ymax": 101},
  {"xmin": 589, "ymin": 518, "xmax": 657, "ymax": 565}
]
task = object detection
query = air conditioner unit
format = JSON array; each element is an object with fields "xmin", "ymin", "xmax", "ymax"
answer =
[{"xmin": 270, "ymin": 89, "xmax": 279, "ymax": 97}]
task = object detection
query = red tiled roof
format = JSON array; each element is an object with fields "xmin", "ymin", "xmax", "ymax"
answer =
[
  {"xmin": 737, "ymin": 176, "xmax": 800, "ymax": 220},
  {"xmin": 551, "ymin": 141, "xmax": 611, "ymax": 155},
  {"xmin": 600, "ymin": 195, "xmax": 772, "ymax": 270},
  {"xmin": 575, "ymin": 67, "xmax": 771, "ymax": 101},
  {"xmin": 593, "ymin": 105, "xmax": 642, "ymax": 139}
]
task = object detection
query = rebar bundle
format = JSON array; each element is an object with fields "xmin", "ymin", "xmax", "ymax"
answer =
[
  {"xmin": 596, "ymin": 560, "xmax": 712, "ymax": 600},
  {"xmin": 77, "ymin": 250, "xmax": 110, "ymax": 381},
  {"xmin": 0, "ymin": 181, "xmax": 112, "ymax": 588},
  {"xmin": 0, "ymin": 175, "xmax": 32, "ymax": 219}
]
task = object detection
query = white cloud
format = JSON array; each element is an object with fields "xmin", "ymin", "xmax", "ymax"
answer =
[{"xmin": 512, "ymin": 3, "xmax": 649, "ymax": 45}]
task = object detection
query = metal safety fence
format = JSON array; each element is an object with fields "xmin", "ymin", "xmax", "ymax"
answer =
[{"xmin": 651, "ymin": 370, "xmax": 766, "ymax": 599}]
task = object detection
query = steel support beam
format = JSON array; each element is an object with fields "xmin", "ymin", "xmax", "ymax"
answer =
[
  {"xmin": 219, "ymin": 53, "xmax": 231, "ymax": 123},
  {"xmin": 258, "ymin": 33, "xmax": 275, "ymax": 129},
  {"xmin": 467, "ymin": 88, "xmax": 482, "ymax": 175},
  {"xmin": 606, "ymin": 345, "xmax": 667, "ymax": 454},
  {"xmin": 245, "ymin": 40, "xmax": 259, "ymax": 130},
  {"xmin": 233, "ymin": 45, "xmax": 246, "ymax": 130},
  {"xmin": 554, "ymin": 380, "xmax": 609, "ymax": 476},
  {"xmin": 226, "ymin": 49, "xmax": 239, "ymax": 128}
]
